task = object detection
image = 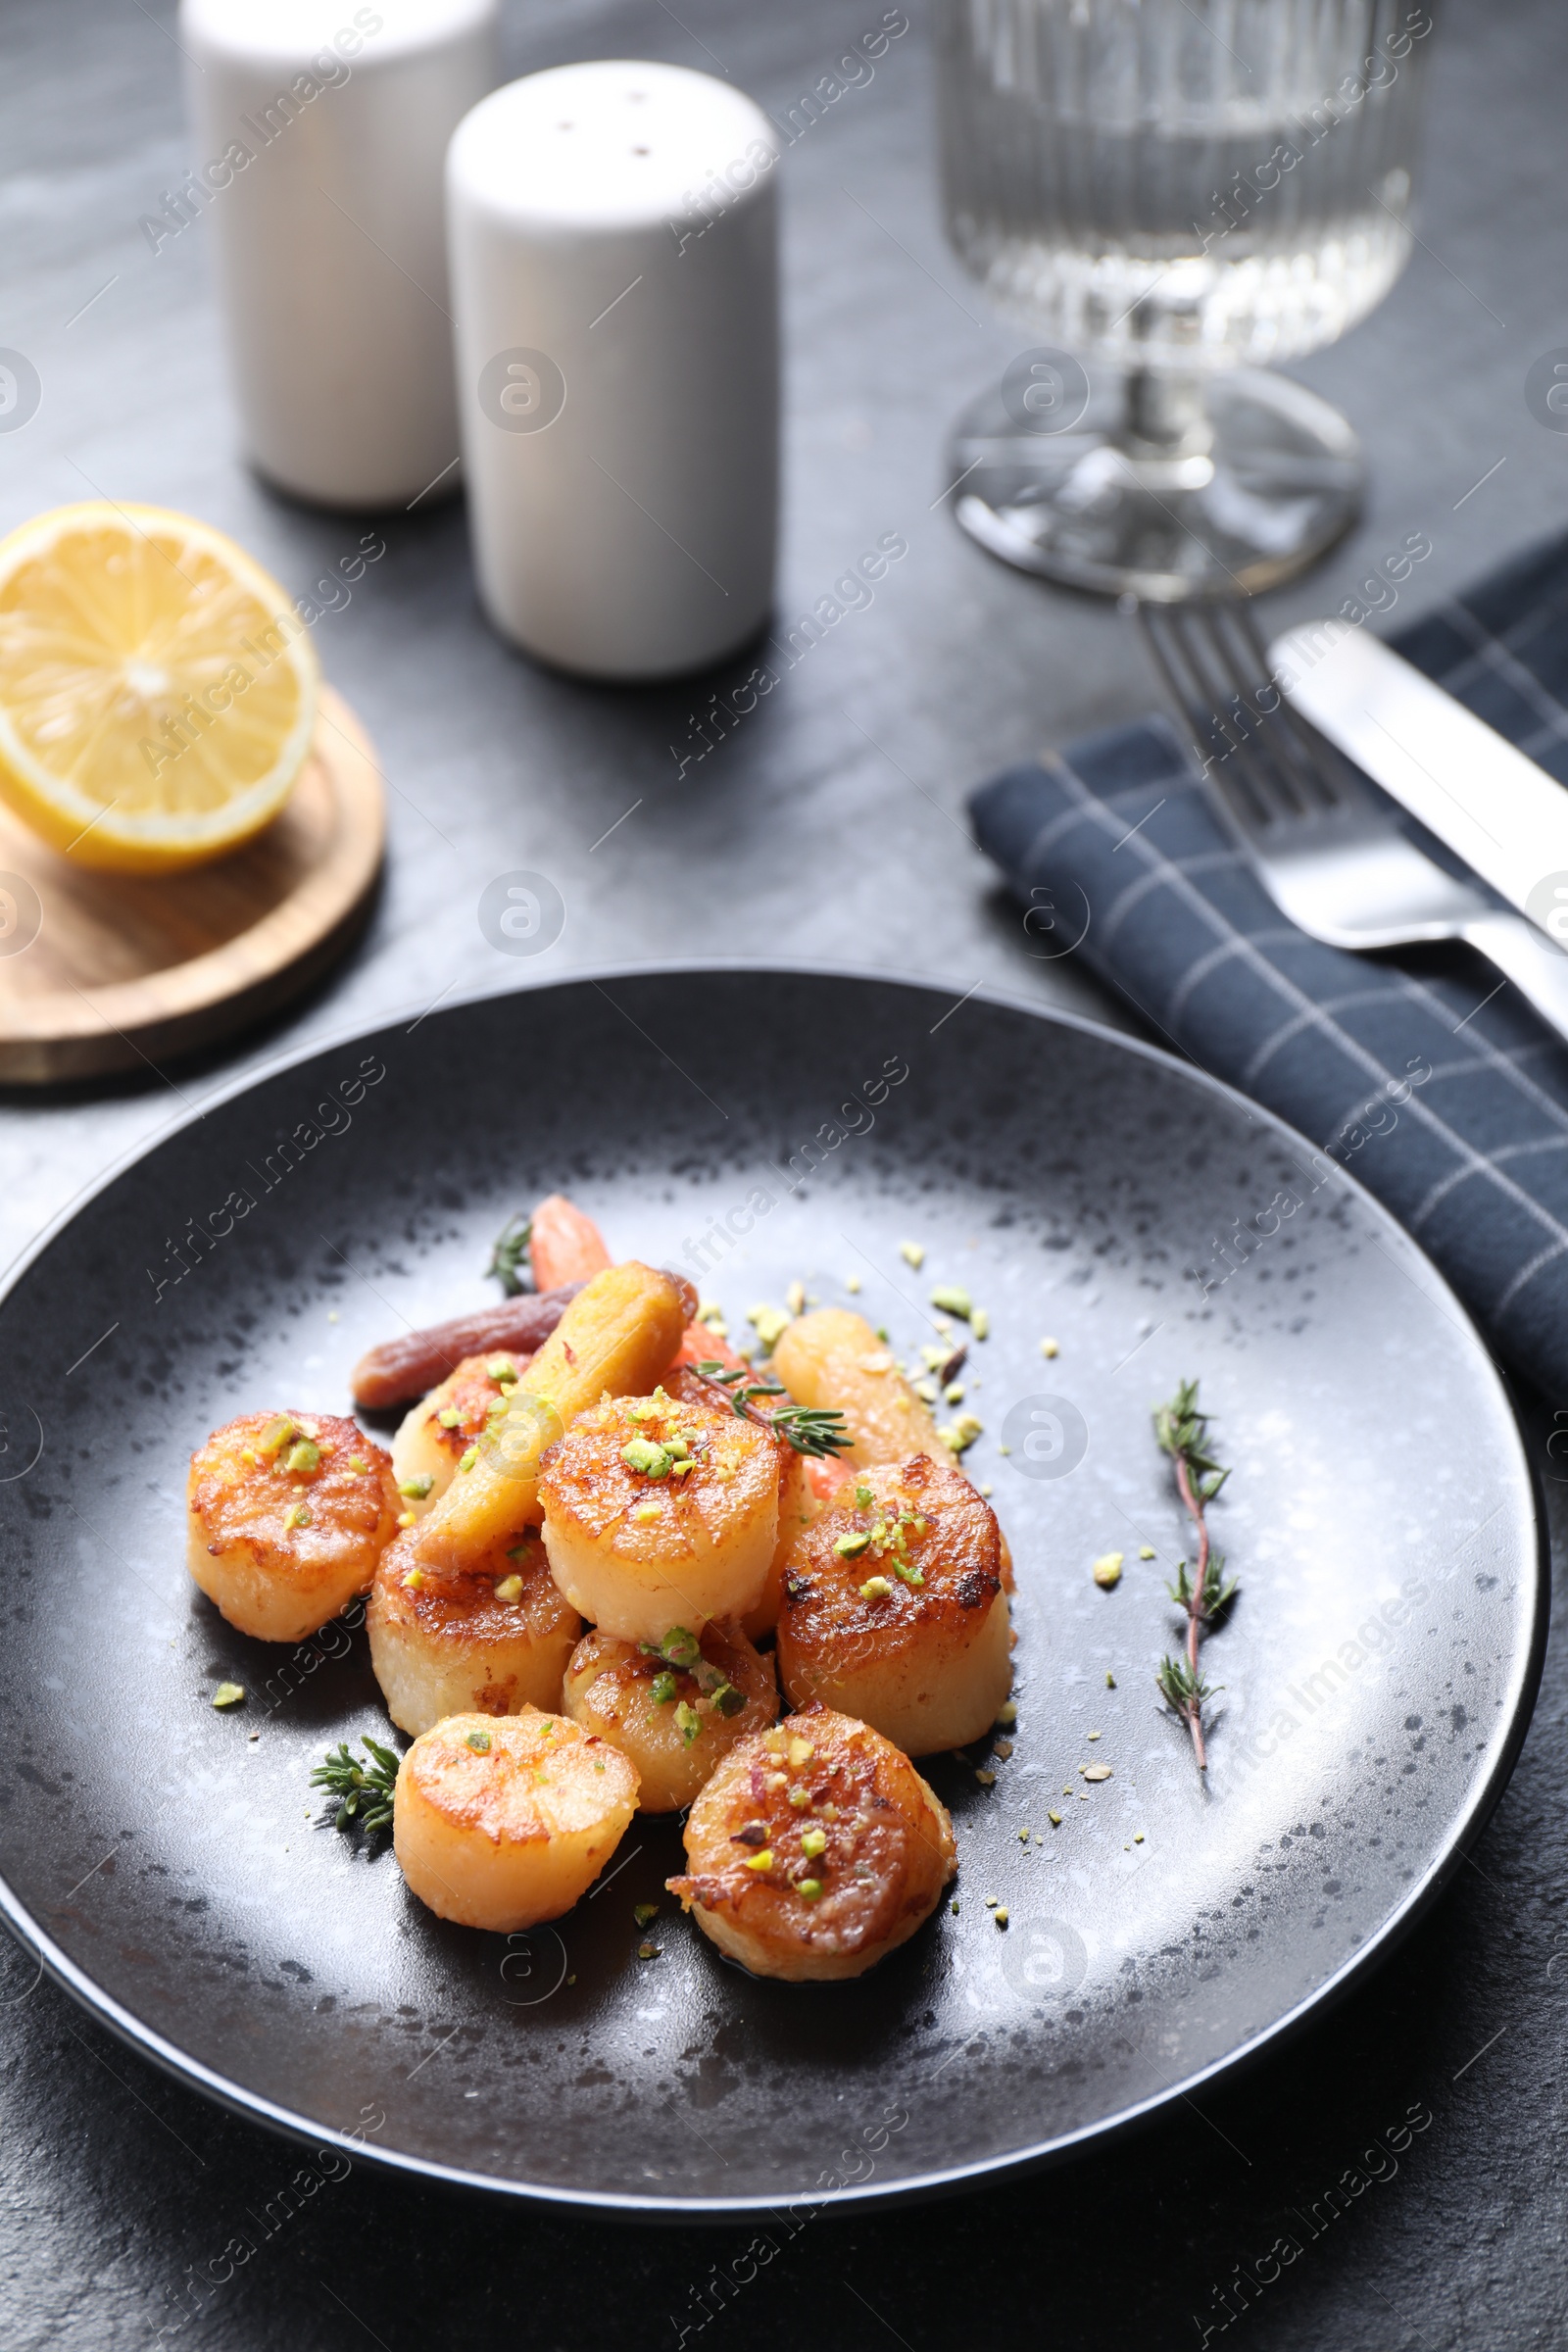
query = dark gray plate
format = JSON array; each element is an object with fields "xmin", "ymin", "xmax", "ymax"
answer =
[{"xmin": 0, "ymin": 968, "xmax": 1544, "ymax": 2214}]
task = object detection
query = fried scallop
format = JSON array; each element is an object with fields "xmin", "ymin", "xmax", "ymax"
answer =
[
  {"xmin": 368, "ymin": 1526, "xmax": 581, "ymax": 1737},
  {"xmin": 771, "ymin": 1308, "xmax": 955, "ymax": 1468},
  {"xmin": 187, "ymin": 1411, "xmax": 399, "ymax": 1642},
  {"xmin": 667, "ymin": 1706, "xmax": 956, "ymax": 1983},
  {"xmin": 393, "ymin": 1708, "xmax": 639, "ymax": 1932},
  {"xmin": 775, "ymin": 1455, "xmax": 1011, "ymax": 1754},
  {"xmin": 662, "ymin": 1364, "xmax": 818, "ymax": 1640},
  {"xmin": 389, "ymin": 1349, "xmax": 526, "ymax": 1519},
  {"xmin": 537, "ymin": 1387, "xmax": 778, "ymax": 1645},
  {"xmin": 562, "ymin": 1618, "xmax": 778, "ymax": 1812}
]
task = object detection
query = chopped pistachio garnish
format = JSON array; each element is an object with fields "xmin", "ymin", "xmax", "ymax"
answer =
[
  {"xmin": 1048, "ymin": 1809, "xmax": 1062, "ymax": 1826},
  {"xmin": 397, "ymin": 1509, "xmax": 416, "ymax": 1529},
  {"xmin": 1017, "ymin": 1827, "xmax": 1030, "ymax": 1841},
  {"xmin": 800, "ymin": 1827, "xmax": 827, "ymax": 1857},
  {"xmin": 915, "ymin": 1378, "xmax": 939, "ymax": 1404},
  {"xmin": 638, "ymin": 1941, "xmax": 661, "ymax": 1960},
  {"xmin": 466, "ymin": 1729, "xmax": 492, "ymax": 1752},
  {"xmin": 891, "ymin": 1558, "xmax": 925, "ymax": 1589},
  {"xmin": 402, "ymin": 1567, "xmax": 425, "ymax": 1591},
  {"xmin": 634, "ymin": 1901, "xmax": 659, "ymax": 1927},
  {"xmin": 644, "ymin": 1626, "xmax": 700, "ymax": 1670},
  {"xmin": 994, "ymin": 1907, "xmax": 1009, "ymax": 1928},
  {"xmin": 929, "ymin": 1285, "xmax": 972, "ymax": 1319},
  {"xmin": 257, "ymin": 1415, "xmax": 295, "ymax": 1457},
  {"xmin": 486, "ymin": 1355, "xmax": 515, "ymax": 1383},
  {"xmin": 1092, "ymin": 1550, "xmax": 1124, "ymax": 1589},
  {"xmin": 241, "ymin": 1446, "xmax": 259, "ymax": 1467},
  {"xmin": 762, "ymin": 1729, "xmax": 788, "ymax": 1756},
  {"xmin": 1040, "ymin": 1337, "xmax": 1059, "ymax": 1359},
  {"xmin": 787, "ymin": 1737, "xmax": 815, "ymax": 1768},
  {"xmin": 1139, "ymin": 1544, "xmax": 1155, "ymax": 1560},
  {"xmin": 854, "ymin": 1481, "xmax": 873, "ymax": 1507},
  {"xmin": 846, "ymin": 1273, "xmax": 861, "ymax": 1292},
  {"xmin": 984, "ymin": 1895, "xmax": 998, "ymax": 1908},
  {"xmin": 348, "ymin": 1454, "xmax": 369, "ymax": 1473},
  {"xmin": 621, "ymin": 1436, "xmax": 671, "ymax": 1477},
  {"xmin": 212, "ymin": 1682, "xmax": 245, "ymax": 1709},
  {"xmin": 632, "ymin": 1500, "xmax": 661, "ymax": 1523},
  {"xmin": 971, "ymin": 1306, "xmax": 990, "ymax": 1341},
  {"xmin": 944, "ymin": 1382, "xmax": 965, "ymax": 1405},
  {"xmin": 494, "ymin": 1573, "xmax": 523, "ymax": 1603},
  {"xmin": 437, "ymin": 1408, "xmax": 462, "ymax": 1429},
  {"xmin": 283, "ymin": 1438, "xmax": 320, "ymax": 1476},
  {"xmin": 1081, "ymin": 1764, "xmax": 1113, "ymax": 1783},
  {"xmin": 974, "ymin": 1767, "xmax": 996, "ymax": 1787},
  {"xmin": 937, "ymin": 1415, "xmax": 983, "ymax": 1454},
  {"xmin": 785, "ymin": 1279, "xmax": 806, "ymax": 1316},
  {"xmin": 1135, "ymin": 1833, "xmax": 1145, "ymax": 1844},
  {"xmin": 459, "ymin": 1446, "xmax": 479, "ymax": 1473},
  {"xmin": 994, "ymin": 1739, "xmax": 1013, "ymax": 1759},
  {"xmin": 283, "ymin": 1501, "xmax": 312, "ymax": 1531},
  {"xmin": 859, "ymin": 1575, "xmax": 894, "ymax": 1601},
  {"xmin": 789, "ymin": 1785, "xmax": 811, "ymax": 1810},
  {"xmin": 743, "ymin": 1848, "xmax": 774, "ymax": 1872},
  {"xmin": 1106, "ymin": 1670, "xmax": 1117, "ymax": 1688},
  {"xmin": 900, "ymin": 1241, "xmax": 925, "ymax": 1269},
  {"xmin": 764, "ymin": 1770, "xmax": 789, "ymax": 1792},
  {"xmin": 834, "ymin": 1529, "xmax": 872, "ymax": 1559},
  {"xmin": 674, "ymin": 1701, "xmax": 703, "ymax": 1746},
  {"xmin": 398, "ymin": 1473, "xmax": 434, "ymax": 1499},
  {"xmin": 650, "ymin": 1671, "xmax": 677, "ymax": 1704},
  {"xmin": 798, "ymin": 1878, "xmax": 823, "ymax": 1900},
  {"xmin": 996, "ymin": 1700, "xmax": 1017, "ymax": 1728},
  {"xmin": 1087, "ymin": 1730, "xmax": 1101, "ymax": 1741},
  {"xmin": 747, "ymin": 1302, "xmax": 791, "ymax": 1351}
]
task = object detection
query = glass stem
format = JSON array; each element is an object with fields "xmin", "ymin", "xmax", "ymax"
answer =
[{"xmin": 1123, "ymin": 369, "xmax": 1213, "ymax": 460}]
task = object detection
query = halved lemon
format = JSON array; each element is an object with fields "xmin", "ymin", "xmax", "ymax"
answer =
[{"xmin": 0, "ymin": 502, "xmax": 318, "ymax": 873}]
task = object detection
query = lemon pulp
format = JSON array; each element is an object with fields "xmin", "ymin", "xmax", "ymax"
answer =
[{"xmin": 0, "ymin": 502, "xmax": 318, "ymax": 872}]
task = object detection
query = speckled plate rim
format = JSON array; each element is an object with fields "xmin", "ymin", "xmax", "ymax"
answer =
[{"xmin": 0, "ymin": 960, "xmax": 1548, "ymax": 2219}]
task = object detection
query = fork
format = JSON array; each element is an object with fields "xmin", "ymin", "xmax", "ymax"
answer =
[{"xmin": 1138, "ymin": 603, "xmax": 1568, "ymax": 1049}]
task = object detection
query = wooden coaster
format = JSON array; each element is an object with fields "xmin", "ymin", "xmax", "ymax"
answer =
[{"xmin": 0, "ymin": 686, "xmax": 384, "ymax": 1085}]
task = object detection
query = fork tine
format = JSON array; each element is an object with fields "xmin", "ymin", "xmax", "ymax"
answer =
[
  {"xmin": 1181, "ymin": 607, "xmax": 1325, "ymax": 821},
  {"xmin": 1137, "ymin": 607, "xmax": 1276, "ymax": 833},
  {"xmin": 1228, "ymin": 601, "xmax": 1375, "ymax": 811}
]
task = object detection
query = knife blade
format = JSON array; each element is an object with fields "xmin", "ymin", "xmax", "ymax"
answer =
[{"xmin": 1268, "ymin": 620, "xmax": 1568, "ymax": 948}]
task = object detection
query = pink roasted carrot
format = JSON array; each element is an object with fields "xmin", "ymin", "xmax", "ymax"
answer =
[{"xmin": 528, "ymin": 1195, "xmax": 612, "ymax": 1292}]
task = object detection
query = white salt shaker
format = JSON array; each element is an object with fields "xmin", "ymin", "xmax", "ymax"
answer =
[
  {"xmin": 179, "ymin": 0, "xmax": 499, "ymax": 510},
  {"xmin": 447, "ymin": 60, "xmax": 780, "ymax": 679}
]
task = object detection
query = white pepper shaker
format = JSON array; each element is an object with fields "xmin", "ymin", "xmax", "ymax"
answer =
[
  {"xmin": 447, "ymin": 59, "xmax": 780, "ymax": 680},
  {"xmin": 179, "ymin": 0, "xmax": 499, "ymax": 510}
]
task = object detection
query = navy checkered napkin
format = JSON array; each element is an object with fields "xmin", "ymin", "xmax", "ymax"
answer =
[{"xmin": 969, "ymin": 530, "xmax": 1568, "ymax": 1401}]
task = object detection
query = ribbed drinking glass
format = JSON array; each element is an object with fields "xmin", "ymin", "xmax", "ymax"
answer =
[{"xmin": 937, "ymin": 0, "xmax": 1435, "ymax": 599}]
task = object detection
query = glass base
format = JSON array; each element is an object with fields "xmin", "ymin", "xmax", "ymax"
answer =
[{"xmin": 949, "ymin": 367, "xmax": 1363, "ymax": 603}]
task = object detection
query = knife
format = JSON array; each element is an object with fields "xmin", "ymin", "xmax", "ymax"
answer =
[{"xmin": 1268, "ymin": 620, "xmax": 1568, "ymax": 948}]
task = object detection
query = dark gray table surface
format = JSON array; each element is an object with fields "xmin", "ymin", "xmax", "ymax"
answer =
[{"xmin": 4, "ymin": 0, "xmax": 1568, "ymax": 2344}]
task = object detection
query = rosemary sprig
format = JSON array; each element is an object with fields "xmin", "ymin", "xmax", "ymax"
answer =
[
  {"xmin": 486, "ymin": 1212, "xmax": 533, "ymax": 1297},
  {"xmin": 311, "ymin": 1736, "xmax": 402, "ymax": 1834},
  {"xmin": 691, "ymin": 1360, "xmax": 851, "ymax": 1459},
  {"xmin": 1152, "ymin": 1378, "xmax": 1237, "ymax": 1772}
]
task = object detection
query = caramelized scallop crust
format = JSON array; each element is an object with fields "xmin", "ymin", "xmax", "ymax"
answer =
[
  {"xmin": 775, "ymin": 1454, "xmax": 1011, "ymax": 1753},
  {"xmin": 667, "ymin": 1705, "xmax": 956, "ymax": 1982}
]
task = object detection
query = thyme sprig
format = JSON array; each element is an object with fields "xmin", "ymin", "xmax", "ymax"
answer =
[
  {"xmin": 691, "ymin": 1360, "xmax": 851, "ymax": 1459},
  {"xmin": 1152, "ymin": 1378, "xmax": 1237, "ymax": 1772},
  {"xmin": 486, "ymin": 1213, "xmax": 533, "ymax": 1297},
  {"xmin": 312, "ymin": 1736, "xmax": 402, "ymax": 1835}
]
